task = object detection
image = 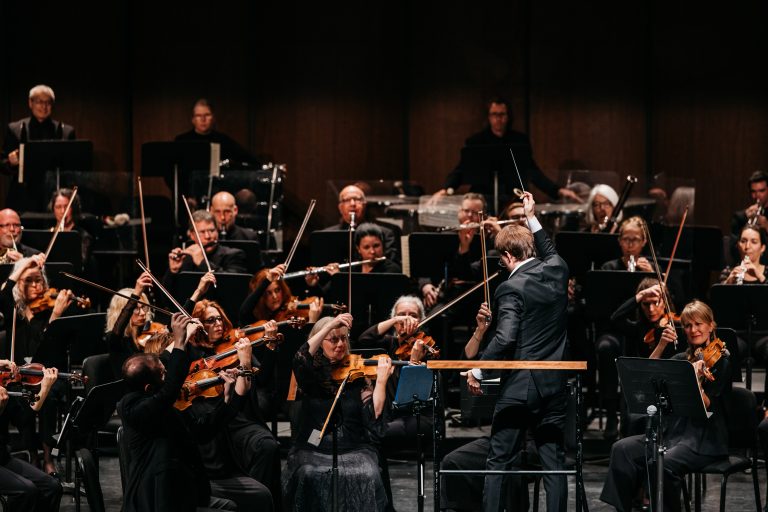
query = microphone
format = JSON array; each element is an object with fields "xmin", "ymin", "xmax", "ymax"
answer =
[{"xmin": 645, "ymin": 404, "xmax": 657, "ymax": 442}]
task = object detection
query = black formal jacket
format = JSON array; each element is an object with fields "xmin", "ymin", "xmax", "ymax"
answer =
[
  {"xmin": 444, "ymin": 127, "xmax": 560, "ymax": 201},
  {"xmin": 480, "ymin": 228, "xmax": 569, "ymax": 406},
  {"xmin": 222, "ymin": 223, "xmax": 259, "ymax": 242},
  {"xmin": 118, "ymin": 348, "xmax": 242, "ymax": 512},
  {"xmin": 323, "ymin": 221, "xmax": 400, "ymax": 264}
]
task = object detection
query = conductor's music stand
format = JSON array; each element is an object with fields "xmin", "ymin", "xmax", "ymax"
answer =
[
  {"xmin": 709, "ymin": 284, "xmax": 768, "ymax": 389},
  {"xmin": 555, "ymin": 232, "xmax": 622, "ymax": 279},
  {"xmin": 393, "ymin": 364, "xmax": 434, "ymax": 512},
  {"xmin": 617, "ymin": 357, "xmax": 709, "ymax": 512}
]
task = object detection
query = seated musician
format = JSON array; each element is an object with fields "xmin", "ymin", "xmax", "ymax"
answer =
[
  {"xmin": 104, "ymin": 271, "xmax": 216, "ymax": 379},
  {"xmin": 0, "ymin": 254, "xmax": 77, "ymax": 476},
  {"xmin": 282, "ymin": 313, "xmax": 393, "ymax": 511},
  {"xmin": 601, "ymin": 300, "xmax": 731, "ymax": 512},
  {"xmin": 353, "ymin": 223, "xmax": 401, "ymax": 274},
  {"xmin": 165, "ymin": 209, "xmax": 248, "ymax": 276},
  {"xmin": 0, "ymin": 208, "xmax": 40, "ymax": 262},
  {"xmin": 237, "ymin": 266, "xmax": 319, "ymax": 442},
  {"xmin": 49, "ymin": 187, "xmax": 95, "ymax": 275},
  {"xmin": 210, "ymin": 191, "xmax": 261, "ymax": 243},
  {"xmin": 601, "ymin": 216, "xmax": 654, "ymax": 272},
  {"xmin": 584, "ymin": 184, "xmax": 620, "ymax": 233},
  {"xmin": 0, "ymin": 362, "xmax": 62, "ymax": 511},
  {"xmin": 720, "ymin": 224, "xmax": 767, "ymax": 284},
  {"xmin": 187, "ymin": 299, "xmax": 281, "ymax": 508},
  {"xmin": 118, "ymin": 313, "xmax": 241, "ymax": 512},
  {"xmin": 730, "ymin": 170, "xmax": 768, "ymax": 265}
]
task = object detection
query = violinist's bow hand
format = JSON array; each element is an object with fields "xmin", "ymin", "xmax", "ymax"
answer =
[{"xmin": 462, "ymin": 371, "xmax": 483, "ymax": 396}]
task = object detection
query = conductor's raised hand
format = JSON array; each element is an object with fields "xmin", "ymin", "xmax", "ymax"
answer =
[
  {"xmin": 462, "ymin": 370, "xmax": 483, "ymax": 396},
  {"xmin": 521, "ymin": 192, "xmax": 536, "ymax": 219}
]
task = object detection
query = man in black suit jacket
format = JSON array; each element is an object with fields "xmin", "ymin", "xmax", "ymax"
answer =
[
  {"xmin": 467, "ymin": 192, "xmax": 569, "ymax": 511},
  {"xmin": 118, "ymin": 313, "xmax": 239, "ymax": 511},
  {"xmin": 210, "ymin": 191, "xmax": 260, "ymax": 242},
  {"xmin": 1, "ymin": 85, "xmax": 77, "ymax": 210}
]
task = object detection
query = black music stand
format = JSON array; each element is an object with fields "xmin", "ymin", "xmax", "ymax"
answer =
[
  {"xmin": 21, "ymin": 229, "xmax": 83, "ymax": 270},
  {"xmin": 55, "ymin": 379, "xmax": 124, "ymax": 512},
  {"xmin": 47, "ymin": 312, "xmax": 107, "ymax": 366},
  {"xmin": 617, "ymin": 357, "xmax": 709, "ymax": 512},
  {"xmin": 219, "ymin": 240, "xmax": 264, "ymax": 274},
  {"xmin": 405, "ymin": 233, "xmax": 458, "ymax": 281},
  {"xmin": 309, "ymin": 230, "xmax": 351, "ymax": 267},
  {"xmin": 555, "ymin": 232, "xmax": 622, "ymax": 278},
  {"xmin": 0, "ymin": 262, "xmax": 74, "ymax": 289},
  {"xmin": 583, "ymin": 270, "xmax": 656, "ymax": 322},
  {"xmin": 709, "ymin": 284, "xmax": 768, "ymax": 389},
  {"xmin": 175, "ymin": 271, "xmax": 252, "ymax": 320},
  {"xmin": 328, "ymin": 273, "xmax": 409, "ymax": 339},
  {"xmin": 14, "ymin": 140, "xmax": 93, "ymax": 212},
  {"xmin": 393, "ymin": 365, "xmax": 434, "ymax": 512}
]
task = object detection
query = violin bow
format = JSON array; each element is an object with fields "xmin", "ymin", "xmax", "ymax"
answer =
[
  {"xmin": 479, "ymin": 212, "xmax": 492, "ymax": 325},
  {"xmin": 308, "ymin": 372, "xmax": 351, "ymax": 447},
  {"xmin": 642, "ymin": 221, "xmax": 677, "ymax": 349},
  {"xmin": 181, "ymin": 195, "xmax": 215, "ymax": 288},
  {"xmin": 662, "ymin": 205, "xmax": 689, "ymax": 289},
  {"xmin": 284, "ymin": 199, "xmax": 316, "ymax": 271},
  {"xmin": 138, "ymin": 177, "xmax": 150, "ymax": 270},
  {"xmin": 136, "ymin": 259, "xmax": 191, "ymax": 317},
  {"xmin": 419, "ymin": 272, "xmax": 500, "ymax": 329},
  {"xmin": 9, "ymin": 307, "xmax": 16, "ymax": 364},
  {"xmin": 60, "ymin": 271, "xmax": 174, "ymax": 316},
  {"xmin": 44, "ymin": 185, "xmax": 78, "ymax": 260},
  {"xmin": 348, "ymin": 210, "xmax": 355, "ymax": 314}
]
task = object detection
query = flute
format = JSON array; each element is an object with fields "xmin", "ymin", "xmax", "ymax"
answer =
[{"xmin": 280, "ymin": 257, "xmax": 387, "ymax": 280}]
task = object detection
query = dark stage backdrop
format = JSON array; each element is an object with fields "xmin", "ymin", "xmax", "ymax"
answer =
[{"xmin": 0, "ymin": 1, "xmax": 766, "ymax": 231}]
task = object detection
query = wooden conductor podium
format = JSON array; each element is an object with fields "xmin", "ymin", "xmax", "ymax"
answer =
[{"xmin": 427, "ymin": 360, "xmax": 589, "ymax": 512}]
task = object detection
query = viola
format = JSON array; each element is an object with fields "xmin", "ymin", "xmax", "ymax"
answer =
[
  {"xmin": 274, "ymin": 297, "xmax": 346, "ymax": 322},
  {"xmin": 174, "ymin": 367, "xmax": 258, "ymax": 411},
  {"xmin": 0, "ymin": 363, "xmax": 87, "ymax": 387},
  {"xmin": 394, "ymin": 331, "xmax": 440, "ymax": 361},
  {"xmin": 28, "ymin": 288, "xmax": 91, "ymax": 314},
  {"xmin": 189, "ymin": 333, "xmax": 285, "ymax": 374},
  {"xmin": 136, "ymin": 321, "xmax": 168, "ymax": 348},
  {"xmin": 329, "ymin": 353, "xmax": 410, "ymax": 384},
  {"xmin": 643, "ymin": 312, "xmax": 681, "ymax": 346},
  {"xmin": 693, "ymin": 337, "xmax": 726, "ymax": 382}
]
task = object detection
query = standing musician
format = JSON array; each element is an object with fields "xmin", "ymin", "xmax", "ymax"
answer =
[
  {"xmin": 0, "ymin": 362, "xmax": 62, "ymax": 512},
  {"xmin": 186, "ymin": 299, "xmax": 281, "ymax": 510},
  {"xmin": 600, "ymin": 216, "xmax": 654, "ymax": 272},
  {"xmin": 282, "ymin": 313, "xmax": 393, "ymax": 511},
  {"xmin": 465, "ymin": 191, "xmax": 569, "ymax": 512},
  {"xmin": 584, "ymin": 184, "xmax": 620, "ymax": 233},
  {"xmin": 118, "ymin": 313, "xmax": 242, "ymax": 512},
  {"xmin": 0, "ymin": 254, "xmax": 76, "ymax": 476},
  {"xmin": 0, "ymin": 208, "xmax": 40, "ymax": 263},
  {"xmin": 601, "ymin": 300, "xmax": 731, "ymax": 512}
]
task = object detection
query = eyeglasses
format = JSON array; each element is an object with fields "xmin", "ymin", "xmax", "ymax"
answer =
[
  {"xmin": 22, "ymin": 277, "xmax": 44, "ymax": 286},
  {"xmin": 203, "ymin": 316, "xmax": 223, "ymax": 325},
  {"xmin": 0, "ymin": 223, "xmax": 22, "ymax": 230},
  {"xmin": 198, "ymin": 228, "xmax": 218, "ymax": 235},
  {"xmin": 339, "ymin": 196, "xmax": 365, "ymax": 205},
  {"xmin": 324, "ymin": 334, "xmax": 349, "ymax": 345},
  {"xmin": 619, "ymin": 236, "xmax": 644, "ymax": 245},
  {"xmin": 133, "ymin": 304, "xmax": 149, "ymax": 313},
  {"xmin": 31, "ymin": 99, "xmax": 53, "ymax": 106},
  {"xmin": 592, "ymin": 201, "xmax": 613, "ymax": 209}
]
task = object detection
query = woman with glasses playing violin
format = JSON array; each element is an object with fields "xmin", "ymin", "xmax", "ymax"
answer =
[
  {"xmin": 283, "ymin": 313, "xmax": 393, "ymax": 511},
  {"xmin": 0, "ymin": 254, "xmax": 79, "ymax": 476}
]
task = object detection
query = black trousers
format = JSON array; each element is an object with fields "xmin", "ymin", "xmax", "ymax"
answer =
[
  {"xmin": 483, "ymin": 384, "xmax": 567, "ymax": 512},
  {"xmin": 596, "ymin": 333, "xmax": 621, "ymax": 418},
  {"xmin": 0, "ymin": 456, "xmax": 62, "ymax": 512},
  {"xmin": 227, "ymin": 418, "xmax": 282, "ymax": 511},
  {"xmin": 211, "ymin": 475, "xmax": 273, "ymax": 511},
  {"xmin": 600, "ymin": 434, "xmax": 722, "ymax": 512}
]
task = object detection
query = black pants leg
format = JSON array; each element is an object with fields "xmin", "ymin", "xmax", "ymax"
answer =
[{"xmin": 0, "ymin": 457, "xmax": 62, "ymax": 512}]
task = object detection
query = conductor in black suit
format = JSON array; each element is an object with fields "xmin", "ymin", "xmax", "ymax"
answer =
[{"xmin": 466, "ymin": 191, "xmax": 569, "ymax": 511}]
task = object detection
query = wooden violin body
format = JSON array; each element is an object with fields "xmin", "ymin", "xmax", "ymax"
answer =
[
  {"xmin": 28, "ymin": 288, "xmax": 91, "ymax": 314},
  {"xmin": 394, "ymin": 331, "xmax": 440, "ymax": 361},
  {"xmin": 643, "ymin": 312, "xmax": 681, "ymax": 346},
  {"xmin": 694, "ymin": 337, "xmax": 726, "ymax": 381},
  {"xmin": 174, "ymin": 367, "xmax": 258, "ymax": 411},
  {"xmin": 0, "ymin": 363, "xmax": 86, "ymax": 387},
  {"xmin": 136, "ymin": 321, "xmax": 167, "ymax": 348},
  {"xmin": 188, "ymin": 333, "xmax": 285, "ymax": 374},
  {"xmin": 273, "ymin": 297, "xmax": 346, "ymax": 322},
  {"xmin": 329, "ymin": 354, "xmax": 409, "ymax": 383}
]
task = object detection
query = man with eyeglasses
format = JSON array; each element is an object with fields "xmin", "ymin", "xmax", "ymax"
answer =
[
  {"xmin": 322, "ymin": 184, "xmax": 399, "ymax": 263},
  {"xmin": 431, "ymin": 97, "xmax": 581, "ymax": 211},
  {"xmin": 1, "ymin": 85, "xmax": 76, "ymax": 210},
  {"xmin": 0, "ymin": 208, "xmax": 39, "ymax": 262}
]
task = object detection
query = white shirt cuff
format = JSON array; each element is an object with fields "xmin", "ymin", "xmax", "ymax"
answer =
[
  {"xmin": 527, "ymin": 215, "xmax": 542, "ymax": 233},
  {"xmin": 471, "ymin": 368, "xmax": 483, "ymax": 380}
]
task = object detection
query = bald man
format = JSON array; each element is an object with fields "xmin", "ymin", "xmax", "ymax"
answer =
[
  {"xmin": 0, "ymin": 209, "xmax": 40, "ymax": 261},
  {"xmin": 322, "ymin": 185, "xmax": 399, "ymax": 263},
  {"xmin": 210, "ymin": 191, "xmax": 259, "ymax": 242}
]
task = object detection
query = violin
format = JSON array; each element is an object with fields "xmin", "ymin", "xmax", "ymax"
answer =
[
  {"xmin": 693, "ymin": 337, "xmax": 727, "ymax": 382},
  {"xmin": 226, "ymin": 317, "xmax": 307, "ymax": 343},
  {"xmin": 189, "ymin": 333, "xmax": 285, "ymax": 373},
  {"xmin": 329, "ymin": 353, "xmax": 410, "ymax": 384},
  {"xmin": 174, "ymin": 367, "xmax": 258, "ymax": 411},
  {"xmin": 643, "ymin": 312, "xmax": 681, "ymax": 346},
  {"xmin": 28, "ymin": 288, "xmax": 91, "ymax": 314},
  {"xmin": 394, "ymin": 331, "xmax": 440, "ymax": 361},
  {"xmin": 0, "ymin": 363, "xmax": 87, "ymax": 387},
  {"xmin": 274, "ymin": 297, "xmax": 346, "ymax": 322},
  {"xmin": 136, "ymin": 321, "xmax": 168, "ymax": 348}
]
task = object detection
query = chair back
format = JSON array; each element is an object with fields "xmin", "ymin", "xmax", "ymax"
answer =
[
  {"xmin": 723, "ymin": 386, "xmax": 757, "ymax": 453},
  {"xmin": 82, "ymin": 353, "xmax": 116, "ymax": 393},
  {"xmin": 116, "ymin": 426, "xmax": 130, "ymax": 492}
]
